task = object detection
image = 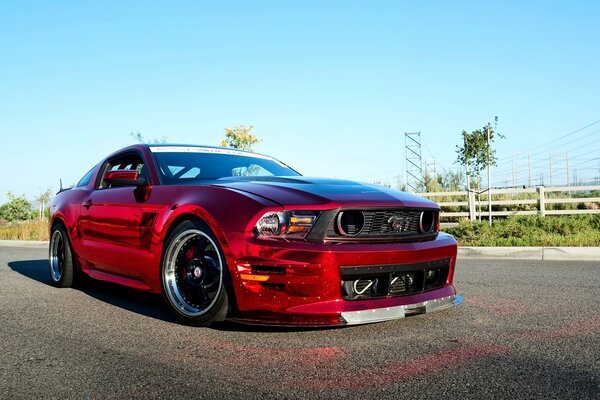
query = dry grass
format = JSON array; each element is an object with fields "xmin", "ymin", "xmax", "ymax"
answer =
[{"xmin": 0, "ymin": 219, "xmax": 49, "ymax": 241}]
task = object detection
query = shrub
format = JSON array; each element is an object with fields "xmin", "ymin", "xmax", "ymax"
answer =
[{"xmin": 446, "ymin": 215, "xmax": 600, "ymax": 246}]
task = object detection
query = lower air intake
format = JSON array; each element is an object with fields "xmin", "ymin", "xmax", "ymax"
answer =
[{"xmin": 340, "ymin": 258, "xmax": 450, "ymax": 300}]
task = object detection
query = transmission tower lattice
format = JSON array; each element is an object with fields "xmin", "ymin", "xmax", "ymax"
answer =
[
  {"xmin": 405, "ymin": 132, "xmax": 423, "ymax": 193},
  {"xmin": 425, "ymin": 158, "xmax": 437, "ymax": 179}
]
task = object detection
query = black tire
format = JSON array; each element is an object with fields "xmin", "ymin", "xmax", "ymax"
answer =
[
  {"xmin": 161, "ymin": 219, "xmax": 230, "ymax": 326},
  {"xmin": 48, "ymin": 223, "xmax": 74, "ymax": 288}
]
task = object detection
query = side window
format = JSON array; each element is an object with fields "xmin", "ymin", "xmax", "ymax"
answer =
[
  {"xmin": 77, "ymin": 167, "xmax": 95, "ymax": 187},
  {"xmin": 97, "ymin": 152, "xmax": 146, "ymax": 189},
  {"xmin": 157, "ymin": 164, "xmax": 202, "ymax": 181}
]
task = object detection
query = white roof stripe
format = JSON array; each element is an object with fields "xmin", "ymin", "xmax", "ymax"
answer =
[{"xmin": 148, "ymin": 146, "xmax": 273, "ymax": 160}]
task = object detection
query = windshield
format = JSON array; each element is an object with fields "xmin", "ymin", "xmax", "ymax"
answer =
[{"xmin": 150, "ymin": 147, "xmax": 300, "ymax": 184}]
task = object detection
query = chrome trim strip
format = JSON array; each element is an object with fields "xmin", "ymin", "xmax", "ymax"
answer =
[{"xmin": 340, "ymin": 294, "xmax": 462, "ymax": 325}]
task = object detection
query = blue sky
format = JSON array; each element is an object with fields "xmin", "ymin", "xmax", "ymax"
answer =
[{"xmin": 1, "ymin": 1, "xmax": 599, "ymax": 204}]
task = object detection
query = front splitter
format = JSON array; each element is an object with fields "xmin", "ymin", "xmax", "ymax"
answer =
[
  {"xmin": 229, "ymin": 294, "xmax": 464, "ymax": 327},
  {"xmin": 340, "ymin": 294, "xmax": 464, "ymax": 325}
]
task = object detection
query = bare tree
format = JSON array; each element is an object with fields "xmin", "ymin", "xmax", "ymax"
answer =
[
  {"xmin": 130, "ymin": 131, "xmax": 167, "ymax": 144},
  {"xmin": 36, "ymin": 189, "xmax": 52, "ymax": 220}
]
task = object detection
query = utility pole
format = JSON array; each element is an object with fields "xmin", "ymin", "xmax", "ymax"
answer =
[
  {"xmin": 528, "ymin": 154, "xmax": 532, "ymax": 188},
  {"xmin": 464, "ymin": 131, "xmax": 474, "ymax": 221},
  {"xmin": 425, "ymin": 158, "xmax": 437, "ymax": 180},
  {"xmin": 566, "ymin": 152, "xmax": 570, "ymax": 194},
  {"xmin": 511, "ymin": 154, "xmax": 531, "ymax": 188},
  {"xmin": 486, "ymin": 125, "xmax": 492, "ymax": 226},
  {"xmin": 512, "ymin": 155, "xmax": 516, "ymax": 188},
  {"xmin": 395, "ymin": 175, "xmax": 403, "ymax": 190},
  {"xmin": 549, "ymin": 153, "xmax": 553, "ymax": 187}
]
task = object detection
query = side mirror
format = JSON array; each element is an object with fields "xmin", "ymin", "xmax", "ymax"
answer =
[{"xmin": 104, "ymin": 170, "xmax": 147, "ymax": 187}]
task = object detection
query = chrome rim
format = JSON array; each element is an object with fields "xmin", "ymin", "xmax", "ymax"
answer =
[
  {"xmin": 49, "ymin": 230, "xmax": 65, "ymax": 282},
  {"xmin": 163, "ymin": 229, "xmax": 223, "ymax": 317}
]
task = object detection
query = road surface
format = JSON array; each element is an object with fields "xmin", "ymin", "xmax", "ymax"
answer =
[{"xmin": 1, "ymin": 245, "xmax": 598, "ymax": 399}]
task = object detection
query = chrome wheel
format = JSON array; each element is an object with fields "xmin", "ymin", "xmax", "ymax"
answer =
[
  {"xmin": 49, "ymin": 229, "xmax": 65, "ymax": 282},
  {"xmin": 163, "ymin": 229, "xmax": 223, "ymax": 317}
]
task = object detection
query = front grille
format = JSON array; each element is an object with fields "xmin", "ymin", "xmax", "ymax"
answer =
[
  {"xmin": 305, "ymin": 208, "xmax": 439, "ymax": 244},
  {"xmin": 364, "ymin": 210, "xmax": 421, "ymax": 234},
  {"xmin": 322, "ymin": 209, "xmax": 438, "ymax": 242},
  {"xmin": 341, "ymin": 258, "xmax": 450, "ymax": 300}
]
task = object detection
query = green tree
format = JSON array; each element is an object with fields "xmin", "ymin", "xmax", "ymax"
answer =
[
  {"xmin": 455, "ymin": 118, "xmax": 504, "ymax": 189},
  {"xmin": 421, "ymin": 171, "xmax": 463, "ymax": 193},
  {"xmin": 422, "ymin": 174, "xmax": 439, "ymax": 193},
  {"xmin": 438, "ymin": 170, "xmax": 464, "ymax": 191},
  {"xmin": 219, "ymin": 125, "xmax": 261, "ymax": 152},
  {"xmin": 0, "ymin": 192, "xmax": 33, "ymax": 222}
]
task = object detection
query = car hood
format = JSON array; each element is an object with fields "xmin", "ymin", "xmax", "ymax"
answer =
[{"xmin": 211, "ymin": 176, "xmax": 439, "ymax": 209}]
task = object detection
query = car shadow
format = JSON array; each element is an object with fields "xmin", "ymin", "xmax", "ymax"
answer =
[
  {"xmin": 9, "ymin": 259, "xmax": 54, "ymax": 286},
  {"xmin": 8, "ymin": 259, "xmax": 176, "ymax": 324},
  {"xmin": 8, "ymin": 259, "xmax": 337, "ymax": 332}
]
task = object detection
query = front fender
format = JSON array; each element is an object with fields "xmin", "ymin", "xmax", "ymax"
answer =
[{"xmin": 144, "ymin": 185, "xmax": 279, "ymax": 293}]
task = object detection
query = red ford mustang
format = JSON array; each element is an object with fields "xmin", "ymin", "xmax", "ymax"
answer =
[{"xmin": 49, "ymin": 144, "xmax": 462, "ymax": 326}]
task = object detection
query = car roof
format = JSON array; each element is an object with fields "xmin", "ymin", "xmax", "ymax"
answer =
[{"xmin": 144, "ymin": 144, "xmax": 276, "ymax": 160}]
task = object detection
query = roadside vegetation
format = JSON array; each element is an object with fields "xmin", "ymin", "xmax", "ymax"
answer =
[
  {"xmin": 446, "ymin": 214, "xmax": 600, "ymax": 247},
  {"xmin": 0, "ymin": 191, "xmax": 50, "ymax": 241},
  {"xmin": 0, "ymin": 219, "xmax": 48, "ymax": 241}
]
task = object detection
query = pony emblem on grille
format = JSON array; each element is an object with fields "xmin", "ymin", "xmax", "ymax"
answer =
[{"xmin": 388, "ymin": 215, "xmax": 408, "ymax": 232}]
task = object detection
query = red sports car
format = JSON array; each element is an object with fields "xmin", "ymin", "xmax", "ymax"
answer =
[{"xmin": 49, "ymin": 144, "xmax": 462, "ymax": 326}]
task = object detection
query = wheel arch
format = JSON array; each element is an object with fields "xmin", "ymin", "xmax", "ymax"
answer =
[
  {"xmin": 50, "ymin": 215, "xmax": 66, "ymax": 230},
  {"xmin": 159, "ymin": 208, "xmax": 229, "ymax": 253}
]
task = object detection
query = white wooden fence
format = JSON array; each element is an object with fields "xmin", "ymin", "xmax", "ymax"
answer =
[{"xmin": 418, "ymin": 185, "xmax": 600, "ymax": 221}]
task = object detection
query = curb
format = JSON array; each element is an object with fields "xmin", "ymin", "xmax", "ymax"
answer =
[
  {"xmin": 0, "ymin": 240, "xmax": 598, "ymax": 261},
  {"xmin": 0, "ymin": 240, "xmax": 48, "ymax": 248},
  {"xmin": 458, "ymin": 246, "xmax": 600, "ymax": 261}
]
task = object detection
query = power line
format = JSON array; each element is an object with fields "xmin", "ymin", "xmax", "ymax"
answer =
[
  {"xmin": 494, "ymin": 141, "xmax": 600, "ymax": 177},
  {"xmin": 422, "ymin": 139, "xmax": 449, "ymax": 174},
  {"xmin": 497, "ymin": 119, "xmax": 600, "ymax": 162},
  {"xmin": 570, "ymin": 156, "xmax": 600, "ymax": 169},
  {"xmin": 524, "ymin": 128, "xmax": 600, "ymax": 158}
]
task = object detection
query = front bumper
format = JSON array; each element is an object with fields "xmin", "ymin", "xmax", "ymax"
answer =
[{"xmin": 224, "ymin": 231, "xmax": 460, "ymax": 326}]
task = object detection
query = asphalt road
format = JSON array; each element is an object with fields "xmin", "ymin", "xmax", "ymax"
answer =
[{"xmin": 1, "ymin": 245, "xmax": 599, "ymax": 400}]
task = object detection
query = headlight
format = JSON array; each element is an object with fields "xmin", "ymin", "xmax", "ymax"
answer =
[{"xmin": 254, "ymin": 211, "xmax": 319, "ymax": 240}]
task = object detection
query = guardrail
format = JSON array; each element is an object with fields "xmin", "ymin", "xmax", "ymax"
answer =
[{"xmin": 418, "ymin": 185, "xmax": 600, "ymax": 221}]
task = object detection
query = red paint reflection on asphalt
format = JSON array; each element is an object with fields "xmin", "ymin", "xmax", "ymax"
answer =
[
  {"xmin": 275, "ymin": 318, "xmax": 600, "ymax": 391},
  {"xmin": 290, "ymin": 343, "xmax": 508, "ymax": 391},
  {"xmin": 467, "ymin": 295, "xmax": 530, "ymax": 316},
  {"xmin": 210, "ymin": 339, "xmax": 343, "ymax": 367}
]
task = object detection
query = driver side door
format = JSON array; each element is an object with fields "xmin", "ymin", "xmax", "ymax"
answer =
[{"xmin": 77, "ymin": 151, "xmax": 156, "ymax": 279}]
